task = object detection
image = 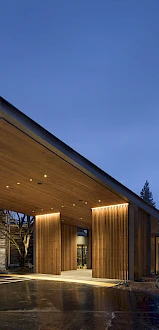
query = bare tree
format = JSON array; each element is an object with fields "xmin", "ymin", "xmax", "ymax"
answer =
[{"xmin": 0, "ymin": 210, "xmax": 34, "ymax": 268}]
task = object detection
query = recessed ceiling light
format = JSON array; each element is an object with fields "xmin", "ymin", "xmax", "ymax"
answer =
[
  {"xmin": 44, "ymin": 174, "xmax": 47, "ymax": 178},
  {"xmin": 62, "ymin": 220, "xmax": 64, "ymax": 222},
  {"xmin": 62, "ymin": 205, "xmax": 64, "ymax": 208},
  {"xmin": 6, "ymin": 185, "xmax": 9, "ymax": 188},
  {"xmin": 17, "ymin": 182, "xmax": 20, "ymax": 185},
  {"xmin": 73, "ymin": 203, "xmax": 75, "ymax": 206},
  {"xmin": 51, "ymin": 207, "xmax": 53, "ymax": 210},
  {"xmin": 98, "ymin": 200, "xmax": 101, "ymax": 202},
  {"xmin": 30, "ymin": 179, "xmax": 33, "ymax": 182},
  {"xmin": 80, "ymin": 217, "xmax": 83, "ymax": 220},
  {"xmin": 32, "ymin": 211, "xmax": 35, "ymax": 213},
  {"xmin": 41, "ymin": 208, "xmax": 43, "ymax": 211},
  {"xmin": 85, "ymin": 201, "xmax": 88, "ymax": 205}
]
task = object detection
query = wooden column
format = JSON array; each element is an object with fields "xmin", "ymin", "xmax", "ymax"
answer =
[
  {"xmin": 128, "ymin": 204, "xmax": 135, "ymax": 280},
  {"xmin": 133, "ymin": 206, "xmax": 150, "ymax": 279},
  {"xmin": 92, "ymin": 204, "xmax": 128, "ymax": 280},
  {"xmin": 61, "ymin": 223, "xmax": 77, "ymax": 271},
  {"xmin": 87, "ymin": 230, "xmax": 92, "ymax": 269},
  {"xmin": 35, "ymin": 213, "xmax": 61, "ymax": 275}
]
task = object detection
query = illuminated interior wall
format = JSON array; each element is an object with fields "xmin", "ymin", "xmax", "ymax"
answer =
[
  {"xmin": 35, "ymin": 213, "xmax": 61, "ymax": 275},
  {"xmin": 92, "ymin": 204, "xmax": 128, "ymax": 280},
  {"xmin": 61, "ymin": 223, "xmax": 77, "ymax": 271}
]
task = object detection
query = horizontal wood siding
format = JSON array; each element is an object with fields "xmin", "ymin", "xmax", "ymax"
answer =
[
  {"xmin": 92, "ymin": 204, "xmax": 128, "ymax": 280},
  {"xmin": 61, "ymin": 223, "xmax": 77, "ymax": 271},
  {"xmin": 35, "ymin": 213, "xmax": 61, "ymax": 275}
]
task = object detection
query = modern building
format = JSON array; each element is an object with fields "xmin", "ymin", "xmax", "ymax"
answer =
[{"xmin": 0, "ymin": 96, "xmax": 159, "ymax": 280}]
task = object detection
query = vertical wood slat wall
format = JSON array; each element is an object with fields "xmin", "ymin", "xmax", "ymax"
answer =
[
  {"xmin": 134, "ymin": 207, "xmax": 149, "ymax": 279},
  {"xmin": 61, "ymin": 223, "xmax": 77, "ymax": 271},
  {"xmin": 35, "ymin": 213, "xmax": 61, "ymax": 275},
  {"xmin": 92, "ymin": 204, "xmax": 128, "ymax": 280}
]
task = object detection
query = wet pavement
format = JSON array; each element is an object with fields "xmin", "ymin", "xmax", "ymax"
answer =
[{"xmin": 0, "ymin": 279, "xmax": 159, "ymax": 329}]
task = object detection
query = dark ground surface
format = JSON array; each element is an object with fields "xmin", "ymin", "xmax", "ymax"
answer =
[{"xmin": 1, "ymin": 278, "xmax": 159, "ymax": 329}]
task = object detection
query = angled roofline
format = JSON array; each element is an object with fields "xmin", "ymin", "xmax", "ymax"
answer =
[{"xmin": 1, "ymin": 96, "xmax": 159, "ymax": 219}]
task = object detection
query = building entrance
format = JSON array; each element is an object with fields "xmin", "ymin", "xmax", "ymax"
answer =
[{"xmin": 77, "ymin": 245, "xmax": 87, "ymax": 269}]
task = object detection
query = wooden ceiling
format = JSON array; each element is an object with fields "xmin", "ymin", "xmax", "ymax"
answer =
[{"xmin": 0, "ymin": 119, "xmax": 126, "ymax": 229}]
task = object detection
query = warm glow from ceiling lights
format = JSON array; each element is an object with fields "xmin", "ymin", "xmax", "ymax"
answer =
[
  {"xmin": 80, "ymin": 217, "xmax": 83, "ymax": 220},
  {"xmin": 6, "ymin": 185, "xmax": 9, "ymax": 188},
  {"xmin": 98, "ymin": 200, "xmax": 101, "ymax": 202},
  {"xmin": 30, "ymin": 179, "xmax": 33, "ymax": 182},
  {"xmin": 36, "ymin": 212, "xmax": 60, "ymax": 218},
  {"xmin": 62, "ymin": 205, "xmax": 64, "ymax": 208},
  {"xmin": 51, "ymin": 207, "xmax": 53, "ymax": 210},
  {"xmin": 44, "ymin": 174, "xmax": 47, "ymax": 178},
  {"xmin": 32, "ymin": 211, "xmax": 35, "ymax": 213},
  {"xmin": 85, "ymin": 201, "xmax": 88, "ymax": 205},
  {"xmin": 92, "ymin": 203, "xmax": 128, "ymax": 210},
  {"xmin": 17, "ymin": 182, "xmax": 20, "ymax": 185},
  {"xmin": 73, "ymin": 204, "xmax": 75, "ymax": 206}
]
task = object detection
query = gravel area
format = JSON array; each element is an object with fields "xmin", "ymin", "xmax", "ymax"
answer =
[{"xmin": 115, "ymin": 274, "xmax": 159, "ymax": 295}]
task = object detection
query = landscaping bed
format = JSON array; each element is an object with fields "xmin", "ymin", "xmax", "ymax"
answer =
[{"xmin": 116, "ymin": 274, "xmax": 159, "ymax": 295}]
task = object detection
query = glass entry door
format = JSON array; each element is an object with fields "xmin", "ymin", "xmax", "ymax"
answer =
[{"xmin": 77, "ymin": 245, "xmax": 87, "ymax": 268}]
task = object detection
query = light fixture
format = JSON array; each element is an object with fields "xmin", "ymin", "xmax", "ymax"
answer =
[
  {"xmin": 17, "ymin": 182, "xmax": 20, "ymax": 185},
  {"xmin": 44, "ymin": 174, "xmax": 47, "ymax": 178},
  {"xmin": 6, "ymin": 185, "xmax": 9, "ymax": 188},
  {"xmin": 92, "ymin": 203, "xmax": 128, "ymax": 210},
  {"xmin": 85, "ymin": 201, "xmax": 88, "ymax": 205},
  {"xmin": 73, "ymin": 203, "xmax": 75, "ymax": 206},
  {"xmin": 30, "ymin": 179, "xmax": 33, "ymax": 182},
  {"xmin": 62, "ymin": 205, "xmax": 64, "ymax": 208},
  {"xmin": 51, "ymin": 207, "xmax": 54, "ymax": 210},
  {"xmin": 62, "ymin": 220, "xmax": 64, "ymax": 222},
  {"xmin": 98, "ymin": 200, "xmax": 101, "ymax": 202},
  {"xmin": 36, "ymin": 212, "xmax": 60, "ymax": 217},
  {"xmin": 80, "ymin": 217, "xmax": 83, "ymax": 220},
  {"xmin": 41, "ymin": 208, "xmax": 43, "ymax": 211},
  {"xmin": 32, "ymin": 211, "xmax": 35, "ymax": 213}
]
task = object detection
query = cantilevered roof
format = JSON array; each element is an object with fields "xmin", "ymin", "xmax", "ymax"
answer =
[{"xmin": 0, "ymin": 96, "xmax": 159, "ymax": 228}]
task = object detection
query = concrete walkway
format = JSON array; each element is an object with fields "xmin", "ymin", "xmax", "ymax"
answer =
[{"xmin": 1, "ymin": 269, "xmax": 122, "ymax": 287}]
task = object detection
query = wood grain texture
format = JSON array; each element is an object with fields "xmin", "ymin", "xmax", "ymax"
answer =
[
  {"xmin": 92, "ymin": 204, "xmax": 128, "ymax": 280},
  {"xmin": 0, "ymin": 119, "xmax": 125, "ymax": 229},
  {"xmin": 0, "ymin": 225, "xmax": 6, "ymax": 270},
  {"xmin": 134, "ymin": 207, "xmax": 150, "ymax": 279},
  {"xmin": 35, "ymin": 213, "xmax": 61, "ymax": 275},
  {"xmin": 61, "ymin": 223, "xmax": 77, "ymax": 271}
]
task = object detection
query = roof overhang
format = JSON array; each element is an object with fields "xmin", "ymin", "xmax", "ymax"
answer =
[{"xmin": 1, "ymin": 96, "xmax": 159, "ymax": 226}]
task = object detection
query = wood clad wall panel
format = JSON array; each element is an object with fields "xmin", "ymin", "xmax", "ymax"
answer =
[
  {"xmin": 0, "ymin": 225, "xmax": 6, "ymax": 270},
  {"xmin": 61, "ymin": 223, "xmax": 77, "ymax": 271},
  {"xmin": 35, "ymin": 213, "xmax": 61, "ymax": 275},
  {"xmin": 151, "ymin": 236, "xmax": 156, "ymax": 273},
  {"xmin": 92, "ymin": 204, "xmax": 128, "ymax": 280},
  {"xmin": 134, "ymin": 207, "xmax": 150, "ymax": 280}
]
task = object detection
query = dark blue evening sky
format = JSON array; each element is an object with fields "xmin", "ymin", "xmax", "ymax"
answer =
[{"xmin": 0, "ymin": 1, "xmax": 159, "ymax": 205}]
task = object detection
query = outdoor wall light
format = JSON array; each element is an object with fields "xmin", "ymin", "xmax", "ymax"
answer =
[{"xmin": 92, "ymin": 203, "xmax": 128, "ymax": 210}]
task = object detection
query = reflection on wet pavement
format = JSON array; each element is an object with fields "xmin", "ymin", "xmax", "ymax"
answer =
[{"xmin": 0, "ymin": 279, "xmax": 159, "ymax": 329}]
